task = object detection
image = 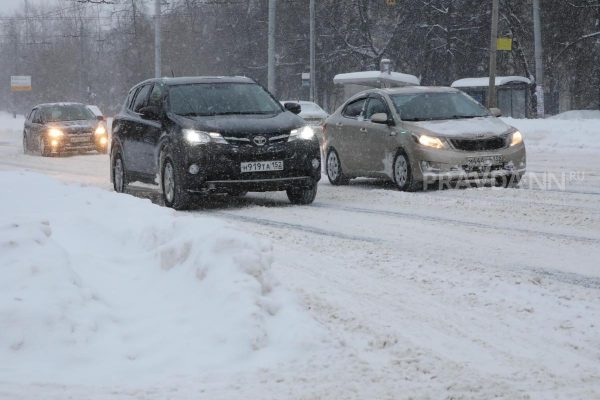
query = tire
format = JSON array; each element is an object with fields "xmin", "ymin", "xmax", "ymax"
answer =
[
  {"xmin": 393, "ymin": 149, "xmax": 421, "ymax": 192},
  {"xmin": 326, "ymin": 149, "xmax": 350, "ymax": 185},
  {"xmin": 286, "ymin": 182, "xmax": 318, "ymax": 205},
  {"xmin": 39, "ymin": 136, "xmax": 51, "ymax": 157},
  {"xmin": 112, "ymin": 151, "xmax": 128, "ymax": 193},
  {"xmin": 495, "ymin": 174, "xmax": 522, "ymax": 188},
  {"xmin": 22, "ymin": 133, "xmax": 29, "ymax": 154},
  {"xmin": 161, "ymin": 156, "xmax": 192, "ymax": 210}
]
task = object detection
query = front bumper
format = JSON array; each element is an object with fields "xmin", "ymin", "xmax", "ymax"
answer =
[
  {"xmin": 48, "ymin": 135, "xmax": 108, "ymax": 153},
  {"xmin": 412, "ymin": 143, "xmax": 527, "ymax": 183},
  {"xmin": 178, "ymin": 139, "xmax": 321, "ymax": 193}
]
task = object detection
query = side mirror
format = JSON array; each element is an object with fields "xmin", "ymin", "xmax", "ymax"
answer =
[
  {"xmin": 490, "ymin": 107, "xmax": 502, "ymax": 117},
  {"xmin": 139, "ymin": 106, "xmax": 161, "ymax": 120},
  {"xmin": 284, "ymin": 102, "xmax": 302, "ymax": 115},
  {"xmin": 370, "ymin": 113, "xmax": 390, "ymax": 124},
  {"xmin": 96, "ymin": 115, "xmax": 105, "ymax": 121}
]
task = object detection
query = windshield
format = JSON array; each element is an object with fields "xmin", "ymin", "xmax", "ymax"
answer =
[
  {"xmin": 169, "ymin": 83, "xmax": 283, "ymax": 116},
  {"xmin": 41, "ymin": 105, "xmax": 95, "ymax": 122},
  {"xmin": 390, "ymin": 92, "xmax": 490, "ymax": 121}
]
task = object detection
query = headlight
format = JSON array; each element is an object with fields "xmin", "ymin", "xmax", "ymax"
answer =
[
  {"xmin": 95, "ymin": 125, "xmax": 107, "ymax": 135},
  {"xmin": 510, "ymin": 130, "xmax": 523, "ymax": 146},
  {"xmin": 418, "ymin": 134, "xmax": 445, "ymax": 149},
  {"xmin": 48, "ymin": 128, "xmax": 64, "ymax": 138},
  {"xmin": 288, "ymin": 125, "xmax": 315, "ymax": 142},
  {"xmin": 183, "ymin": 129, "xmax": 227, "ymax": 145}
]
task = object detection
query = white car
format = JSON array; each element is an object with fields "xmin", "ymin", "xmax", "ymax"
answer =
[{"xmin": 281, "ymin": 101, "xmax": 328, "ymax": 127}]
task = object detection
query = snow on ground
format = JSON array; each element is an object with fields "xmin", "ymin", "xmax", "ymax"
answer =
[
  {"xmin": 549, "ymin": 110, "xmax": 600, "ymax": 120},
  {"xmin": 0, "ymin": 172, "xmax": 325, "ymax": 391},
  {"xmin": 1, "ymin": 111, "xmax": 600, "ymax": 399}
]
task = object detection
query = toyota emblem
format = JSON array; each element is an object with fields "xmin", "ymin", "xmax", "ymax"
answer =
[{"xmin": 253, "ymin": 135, "xmax": 267, "ymax": 146}]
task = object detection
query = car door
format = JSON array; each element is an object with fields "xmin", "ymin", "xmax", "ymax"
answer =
[
  {"xmin": 123, "ymin": 84, "xmax": 152, "ymax": 173},
  {"xmin": 30, "ymin": 108, "xmax": 45, "ymax": 148},
  {"xmin": 23, "ymin": 108, "xmax": 37, "ymax": 148},
  {"xmin": 137, "ymin": 83, "xmax": 165, "ymax": 175},
  {"xmin": 361, "ymin": 95, "xmax": 397, "ymax": 175},
  {"xmin": 336, "ymin": 97, "xmax": 367, "ymax": 173}
]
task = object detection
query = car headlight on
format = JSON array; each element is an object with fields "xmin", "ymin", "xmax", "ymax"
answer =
[
  {"xmin": 95, "ymin": 125, "xmax": 107, "ymax": 135},
  {"xmin": 418, "ymin": 134, "xmax": 446, "ymax": 149},
  {"xmin": 510, "ymin": 130, "xmax": 523, "ymax": 146},
  {"xmin": 183, "ymin": 129, "xmax": 227, "ymax": 145},
  {"xmin": 48, "ymin": 128, "xmax": 64, "ymax": 138},
  {"xmin": 288, "ymin": 125, "xmax": 315, "ymax": 142}
]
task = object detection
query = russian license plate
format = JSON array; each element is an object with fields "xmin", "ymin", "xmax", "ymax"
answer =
[
  {"xmin": 70, "ymin": 136, "xmax": 90, "ymax": 143},
  {"xmin": 467, "ymin": 155, "xmax": 503, "ymax": 167},
  {"xmin": 241, "ymin": 160, "xmax": 284, "ymax": 173}
]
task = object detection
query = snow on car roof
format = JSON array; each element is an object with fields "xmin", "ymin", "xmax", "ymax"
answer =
[
  {"xmin": 333, "ymin": 71, "xmax": 420, "ymax": 87},
  {"xmin": 451, "ymin": 76, "xmax": 531, "ymax": 88}
]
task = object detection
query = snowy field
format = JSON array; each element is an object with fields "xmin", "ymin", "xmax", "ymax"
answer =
[{"xmin": 1, "ymin": 111, "xmax": 600, "ymax": 399}]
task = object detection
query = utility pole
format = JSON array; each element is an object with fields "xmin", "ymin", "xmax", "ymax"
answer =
[
  {"xmin": 487, "ymin": 0, "xmax": 499, "ymax": 109},
  {"xmin": 154, "ymin": 0, "xmax": 161, "ymax": 78},
  {"xmin": 309, "ymin": 0, "xmax": 316, "ymax": 102},
  {"xmin": 533, "ymin": 0, "xmax": 545, "ymax": 117},
  {"xmin": 267, "ymin": 0, "xmax": 276, "ymax": 94}
]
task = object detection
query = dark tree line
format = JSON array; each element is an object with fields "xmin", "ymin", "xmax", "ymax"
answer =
[{"xmin": 1, "ymin": 0, "xmax": 598, "ymax": 115}]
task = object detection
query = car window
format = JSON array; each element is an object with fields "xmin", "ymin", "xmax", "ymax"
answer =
[
  {"xmin": 169, "ymin": 83, "xmax": 282, "ymax": 116},
  {"xmin": 26, "ymin": 108, "xmax": 36, "ymax": 121},
  {"xmin": 147, "ymin": 84, "xmax": 164, "ymax": 108},
  {"xmin": 39, "ymin": 105, "xmax": 95, "ymax": 122},
  {"xmin": 31, "ymin": 109, "xmax": 40, "ymax": 123},
  {"xmin": 365, "ymin": 97, "xmax": 389, "ymax": 120},
  {"xmin": 126, "ymin": 88, "xmax": 139, "ymax": 110},
  {"xmin": 342, "ymin": 98, "xmax": 367, "ymax": 119},
  {"xmin": 132, "ymin": 85, "xmax": 151, "ymax": 113},
  {"xmin": 390, "ymin": 92, "xmax": 490, "ymax": 121}
]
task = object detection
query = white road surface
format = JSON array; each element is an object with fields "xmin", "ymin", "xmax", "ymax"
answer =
[{"xmin": 1, "ymin": 113, "xmax": 599, "ymax": 399}]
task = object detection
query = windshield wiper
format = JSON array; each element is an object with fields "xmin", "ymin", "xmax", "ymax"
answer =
[
  {"xmin": 446, "ymin": 115, "xmax": 485, "ymax": 119},
  {"xmin": 210, "ymin": 111, "xmax": 278, "ymax": 116}
]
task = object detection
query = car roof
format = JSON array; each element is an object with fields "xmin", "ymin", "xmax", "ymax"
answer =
[
  {"xmin": 34, "ymin": 102, "xmax": 87, "ymax": 108},
  {"xmin": 133, "ymin": 76, "xmax": 256, "ymax": 89},
  {"xmin": 378, "ymin": 86, "xmax": 459, "ymax": 95}
]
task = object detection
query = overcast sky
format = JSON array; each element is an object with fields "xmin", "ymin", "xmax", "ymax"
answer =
[{"xmin": 1, "ymin": 0, "xmax": 57, "ymax": 15}]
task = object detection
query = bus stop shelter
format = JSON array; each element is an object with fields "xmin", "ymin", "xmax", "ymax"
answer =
[{"xmin": 451, "ymin": 76, "xmax": 532, "ymax": 118}]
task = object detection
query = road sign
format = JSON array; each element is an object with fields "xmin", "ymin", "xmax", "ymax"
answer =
[
  {"xmin": 302, "ymin": 72, "xmax": 310, "ymax": 87},
  {"xmin": 386, "ymin": 0, "xmax": 397, "ymax": 5},
  {"xmin": 11, "ymin": 76, "xmax": 32, "ymax": 91},
  {"xmin": 497, "ymin": 38, "xmax": 512, "ymax": 51}
]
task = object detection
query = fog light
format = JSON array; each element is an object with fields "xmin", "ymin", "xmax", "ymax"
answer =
[
  {"xmin": 312, "ymin": 158, "xmax": 320, "ymax": 169},
  {"xmin": 50, "ymin": 140, "xmax": 59, "ymax": 147},
  {"xmin": 99, "ymin": 137, "xmax": 108, "ymax": 146},
  {"xmin": 188, "ymin": 164, "xmax": 200, "ymax": 175}
]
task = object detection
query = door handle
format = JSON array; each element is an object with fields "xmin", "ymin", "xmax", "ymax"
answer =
[
  {"xmin": 360, "ymin": 128, "xmax": 367, "ymax": 133},
  {"xmin": 336, "ymin": 122, "xmax": 343, "ymax": 127}
]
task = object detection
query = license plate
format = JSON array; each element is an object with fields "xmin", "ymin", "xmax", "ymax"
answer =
[
  {"xmin": 467, "ymin": 155, "xmax": 503, "ymax": 167},
  {"xmin": 70, "ymin": 136, "xmax": 90, "ymax": 143},
  {"xmin": 241, "ymin": 160, "xmax": 284, "ymax": 173}
]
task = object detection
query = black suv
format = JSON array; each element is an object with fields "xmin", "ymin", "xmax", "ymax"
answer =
[
  {"xmin": 23, "ymin": 102, "xmax": 108, "ymax": 156},
  {"xmin": 110, "ymin": 76, "xmax": 321, "ymax": 209}
]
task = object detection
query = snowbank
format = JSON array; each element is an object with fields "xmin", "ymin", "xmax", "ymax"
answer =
[
  {"xmin": 0, "ymin": 111, "xmax": 25, "ymax": 132},
  {"xmin": 549, "ymin": 110, "xmax": 600, "ymax": 120},
  {"xmin": 502, "ymin": 117, "xmax": 600, "ymax": 150},
  {"xmin": 0, "ymin": 172, "xmax": 323, "ymax": 386}
]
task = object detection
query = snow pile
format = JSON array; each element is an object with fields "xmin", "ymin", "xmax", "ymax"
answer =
[
  {"xmin": 0, "ymin": 172, "xmax": 322, "ymax": 386},
  {"xmin": 549, "ymin": 110, "xmax": 600, "ymax": 120},
  {"xmin": 0, "ymin": 111, "xmax": 25, "ymax": 133},
  {"xmin": 503, "ymin": 117, "xmax": 600, "ymax": 150}
]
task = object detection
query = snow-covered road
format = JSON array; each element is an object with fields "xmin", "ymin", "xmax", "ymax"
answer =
[{"xmin": 1, "ymin": 112, "xmax": 600, "ymax": 399}]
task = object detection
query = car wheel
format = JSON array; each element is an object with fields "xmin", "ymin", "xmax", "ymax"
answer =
[
  {"xmin": 495, "ymin": 174, "xmax": 522, "ymax": 188},
  {"xmin": 286, "ymin": 182, "xmax": 318, "ymax": 205},
  {"xmin": 393, "ymin": 149, "xmax": 421, "ymax": 192},
  {"xmin": 39, "ymin": 136, "xmax": 51, "ymax": 157},
  {"xmin": 326, "ymin": 149, "xmax": 350, "ymax": 185},
  {"xmin": 112, "ymin": 152, "xmax": 128, "ymax": 193},
  {"xmin": 161, "ymin": 157, "xmax": 191, "ymax": 210},
  {"xmin": 22, "ymin": 133, "xmax": 29, "ymax": 154}
]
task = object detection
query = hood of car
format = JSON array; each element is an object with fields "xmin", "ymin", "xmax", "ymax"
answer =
[
  {"xmin": 406, "ymin": 116, "xmax": 512, "ymax": 139},
  {"xmin": 171, "ymin": 111, "xmax": 306, "ymax": 138},
  {"xmin": 47, "ymin": 120, "xmax": 97, "ymax": 133}
]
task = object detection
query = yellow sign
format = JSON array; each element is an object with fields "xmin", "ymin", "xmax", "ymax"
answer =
[
  {"xmin": 386, "ymin": 0, "xmax": 397, "ymax": 5},
  {"xmin": 497, "ymin": 37, "xmax": 512, "ymax": 51}
]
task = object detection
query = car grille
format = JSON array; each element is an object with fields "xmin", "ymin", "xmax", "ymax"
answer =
[
  {"xmin": 223, "ymin": 132, "xmax": 290, "ymax": 146},
  {"xmin": 450, "ymin": 136, "xmax": 506, "ymax": 151}
]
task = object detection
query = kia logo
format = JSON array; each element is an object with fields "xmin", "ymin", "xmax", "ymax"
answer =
[{"xmin": 253, "ymin": 135, "xmax": 267, "ymax": 146}]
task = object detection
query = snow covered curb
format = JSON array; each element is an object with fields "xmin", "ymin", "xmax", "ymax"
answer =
[{"xmin": 0, "ymin": 172, "xmax": 323, "ymax": 386}]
